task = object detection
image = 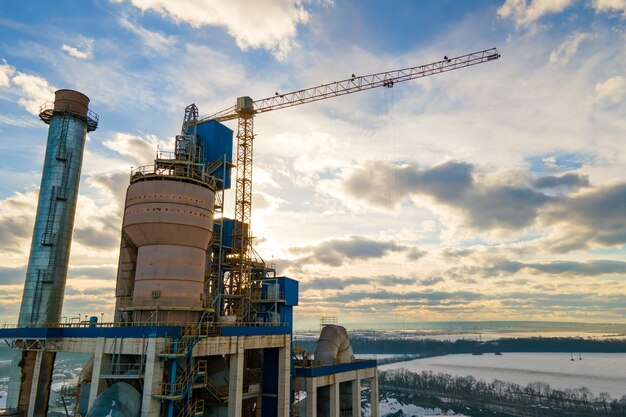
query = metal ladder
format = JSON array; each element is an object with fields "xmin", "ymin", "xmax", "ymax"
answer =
[{"xmin": 56, "ymin": 115, "xmax": 70, "ymax": 161}]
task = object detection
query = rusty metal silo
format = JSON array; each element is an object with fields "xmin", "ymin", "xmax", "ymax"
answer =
[{"xmin": 114, "ymin": 109, "xmax": 217, "ymax": 324}]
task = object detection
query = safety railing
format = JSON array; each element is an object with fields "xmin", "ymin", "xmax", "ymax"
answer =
[
  {"xmin": 204, "ymin": 378, "xmax": 229, "ymax": 402},
  {"xmin": 292, "ymin": 357, "xmax": 375, "ymax": 369},
  {"xmin": 118, "ymin": 296, "xmax": 214, "ymax": 311},
  {"xmin": 156, "ymin": 150, "xmax": 176, "ymax": 159},
  {"xmin": 38, "ymin": 102, "xmax": 99, "ymax": 131},
  {"xmin": 0, "ymin": 319, "xmax": 290, "ymax": 330},
  {"xmin": 175, "ymin": 399, "xmax": 205, "ymax": 417},
  {"xmin": 251, "ymin": 290, "xmax": 285, "ymax": 301},
  {"xmin": 60, "ymin": 383, "xmax": 79, "ymax": 397},
  {"xmin": 99, "ymin": 362, "xmax": 144, "ymax": 378},
  {"xmin": 160, "ymin": 337, "xmax": 198, "ymax": 357},
  {"xmin": 130, "ymin": 163, "xmax": 217, "ymax": 189},
  {"xmin": 156, "ymin": 360, "xmax": 206, "ymax": 399},
  {"xmin": 192, "ymin": 400, "xmax": 204, "ymax": 417}
]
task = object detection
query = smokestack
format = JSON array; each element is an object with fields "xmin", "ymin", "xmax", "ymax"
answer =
[
  {"xmin": 7, "ymin": 90, "xmax": 98, "ymax": 416},
  {"xmin": 19, "ymin": 89, "xmax": 97, "ymax": 326}
]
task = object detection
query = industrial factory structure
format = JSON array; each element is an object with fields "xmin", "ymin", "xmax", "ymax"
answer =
[{"xmin": 0, "ymin": 49, "xmax": 500, "ymax": 417}]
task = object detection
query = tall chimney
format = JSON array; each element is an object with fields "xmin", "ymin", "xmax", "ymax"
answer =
[{"xmin": 7, "ymin": 90, "xmax": 98, "ymax": 416}]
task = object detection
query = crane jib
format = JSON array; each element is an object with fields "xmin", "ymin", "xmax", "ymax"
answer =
[{"xmin": 201, "ymin": 47, "xmax": 500, "ymax": 123}]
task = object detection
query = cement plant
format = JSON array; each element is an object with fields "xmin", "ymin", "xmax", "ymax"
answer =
[{"xmin": 0, "ymin": 50, "xmax": 501, "ymax": 417}]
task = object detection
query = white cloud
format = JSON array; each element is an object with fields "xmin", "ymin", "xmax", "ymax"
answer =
[
  {"xmin": 0, "ymin": 188, "xmax": 39, "ymax": 262},
  {"xmin": 0, "ymin": 59, "xmax": 55, "ymax": 115},
  {"xmin": 117, "ymin": 15, "xmax": 176, "ymax": 53},
  {"xmin": 102, "ymin": 132, "xmax": 167, "ymax": 166},
  {"xmin": 549, "ymin": 33, "xmax": 591, "ymax": 66},
  {"xmin": 165, "ymin": 44, "xmax": 246, "ymax": 107},
  {"xmin": 0, "ymin": 114, "xmax": 41, "ymax": 127},
  {"xmin": 0, "ymin": 59, "xmax": 15, "ymax": 88},
  {"xmin": 11, "ymin": 72, "xmax": 55, "ymax": 116},
  {"xmin": 591, "ymin": 0, "xmax": 626, "ymax": 14},
  {"xmin": 498, "ymin": 0, "xmax": 573, "ymax": 27},
  {"xmin": 595, "ymin": 75, "xmax": 626, "ymax": 104},
  {"xmin": 61, "ymin": 37, "xmax": 94, "ymax": 60},
  {"xmin": 114, "ymin": 0, "xmax": 310, "ymax": 59}
]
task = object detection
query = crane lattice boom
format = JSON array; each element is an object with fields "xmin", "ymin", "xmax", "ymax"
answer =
[{"xmin": 202, "ymin": 48, "xmax": 500, "ymax": 123}]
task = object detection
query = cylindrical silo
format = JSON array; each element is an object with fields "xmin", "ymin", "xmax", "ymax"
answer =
[
  {"xmin": 115, "ymin": 179, "xmax": 215, "ymax": 324},
  {"xmin": 8, "ymin": 90, "xmax": 98, "ymax": 416}
]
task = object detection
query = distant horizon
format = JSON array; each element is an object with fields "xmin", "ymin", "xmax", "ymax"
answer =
[{"xmin": 293, "ymin": 319, "xmax": 626, "ymax": 333}]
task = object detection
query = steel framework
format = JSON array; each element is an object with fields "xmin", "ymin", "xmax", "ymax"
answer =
[
  {"xmin": 199, "ymin": 47, "xmax": 501, "ymax": 322},
  {"xmin": 226, "ymin": 115, "xmax": 255, "ymax": 318}
]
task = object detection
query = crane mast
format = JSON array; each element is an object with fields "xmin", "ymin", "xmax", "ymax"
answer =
[{"xmin": 201, "ymin": 47, "xmax": 500, "ymax": 321}]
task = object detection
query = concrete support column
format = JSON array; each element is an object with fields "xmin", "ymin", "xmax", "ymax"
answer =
[
  {"xmin": 9, "ymin": 348, "xmax": 56, "ymax": 416},
  {"xmin": 277, "ymin": 343, "xmax": 291, "ymax": 417},
  {"xmin": 141, "ymin": 338, "xmax": 163, "ymax": 417},
  {"xmin": 88, "ymin": 338, "xmax": 106, "ymax": 409},
  {"xmin": 228, "ymin": 337, "xmax": 244, "ymax": 417},
  {"xmin": 330, "ymin": 382, "xmax": 340, "ymax": 417},
  {"xmin": 26, "ymin": 351, "xmax": 43, "ymax": 417},
  {"xmin": 7, "ymin": 351, "xmax": 22, "ymax": 409},
  {"xmin": 352, "ymin": 379, "xmax": 361, "ymax": 417},
  {"xmin": 370, "ymin": 375, "xmax": 379, "ymax": 417},
  {"xmin": 256, "ymin": 394, "xmax": 263, "ymax": 417},
  {"xmin": 305, "ymin": 377, "xmax": 317, "ymax": 417}
]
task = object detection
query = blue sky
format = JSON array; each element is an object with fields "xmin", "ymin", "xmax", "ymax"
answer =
[{"xmin": 0, "ymin": 0, "xmax": 625, "ymax": 328}]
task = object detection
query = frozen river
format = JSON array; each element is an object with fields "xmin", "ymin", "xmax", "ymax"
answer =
[{"xmin": 379, "ymin": 352, "xmax": 626, "ymax": 399}]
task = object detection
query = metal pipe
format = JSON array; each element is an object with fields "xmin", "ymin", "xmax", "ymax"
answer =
[{"xmin": 314, "ymin": 325, "xmax": 354, "ymax": 365}]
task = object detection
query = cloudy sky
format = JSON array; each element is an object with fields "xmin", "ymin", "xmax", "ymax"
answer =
[{"xmin": 0, "ymin": 0, "xmax": 625, "ymax": 329}]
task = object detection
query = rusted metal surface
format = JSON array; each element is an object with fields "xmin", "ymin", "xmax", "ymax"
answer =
[{"xmin": 117, "ymin": 180, "xmax": 215, "ymax": 324}]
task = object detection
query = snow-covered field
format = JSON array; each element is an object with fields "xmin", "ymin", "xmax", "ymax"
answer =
[
  {"xmin": 364, "ymin": 397, "xmax": 466, "ymax": 417},
  {"xmin": 383, "ymin": 331, "xmax": 626, "ymax": 341},
  {"xmin": 296, "ymin": 329, "xmax": 626, "ymax": 343},
  {"xmin": 355, "ymin": 354, "xmax": 409, "ymax": 360},
  {"xmin": 380, "ymin": 352, "xmax": 626, "ymax": 398}
]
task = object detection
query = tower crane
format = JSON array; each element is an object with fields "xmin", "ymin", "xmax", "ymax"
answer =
[{"xmin": 198, "ymin": 47, "xmax": 501, "ymax": 320}]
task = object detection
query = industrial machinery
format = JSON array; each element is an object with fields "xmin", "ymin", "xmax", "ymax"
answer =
[
  {"xmin": 1, "ymin": 48, "xmax": 500, "ymax": 417},
  {"xmin": 200, "ymin": 47, "xmax": 501, "ymax": 322}
]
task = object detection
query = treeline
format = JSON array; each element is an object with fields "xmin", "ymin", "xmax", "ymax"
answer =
[
  {"xmin": 380, "ymin": 369, "xmax": 626, "ymax": 417},
  {"xmin": 295, "ymin": 337, "xmax": 626, "ymax": 356}
]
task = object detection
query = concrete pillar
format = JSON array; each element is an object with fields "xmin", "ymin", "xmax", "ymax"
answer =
[
  {"xmin": 370, "ymin": 375, "xmax": 379, "ymax": 417},
  {"xmin": 6, "ymin": 351, "xmax": 22, "ymax": 409},
  {"xmin": 256, "ymin": 394, "xmax": 263, "ymax": 417},
  {"xmin": 228, "ymin": 337, "xmax": 244, "ymax": 417},
  {"xmin": 141, "ymin": 338, "xmax": 163, "ymax": 417},
  {"xmin": 277, "ymin": 344, "xmax": 291, "ymax": 417},
  {"xmin": 305, "ymin": 377, "xmax": 317, "ymax": 417},
  {"xmin": 9, "ymin": 349, "xmax": 56, "ymax": 416},
  {"xmin": 88, "ymin": 338, "xmax": 106, "ymax": 409},
  {"xmin": 330, "ymin": 382, "xmax": 339, "ymax": 417},
  {"xmin": 26, "ymin": 350, "xmax": 43, "ymax": 417},
  {"xmin": 352, "ymin": 379, "xmax": 361, "ymax": 417}
]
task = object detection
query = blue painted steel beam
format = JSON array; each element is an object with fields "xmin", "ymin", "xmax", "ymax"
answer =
[
  {"xmin": 220, "ymin": 325, "xmax": 290, "ymax": 336},
  {"xmin": 293, "ymin": 360, "xmax": 378, "ymax": 378},
  {"xmin": 0, "ymin": 325, "xmax": 182, "ymax": 339}
]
